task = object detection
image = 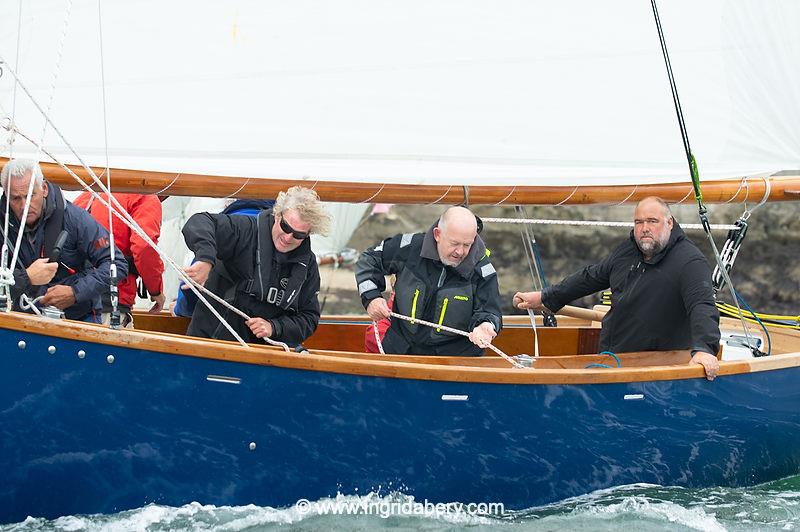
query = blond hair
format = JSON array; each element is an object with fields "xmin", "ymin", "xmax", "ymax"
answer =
[{"xmin": 273, "ymin": 186, "xmax": 332, "ymax": 236}]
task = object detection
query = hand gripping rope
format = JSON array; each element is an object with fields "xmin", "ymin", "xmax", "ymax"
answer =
[{"xmin": 373, "ymin": 311, "xmax": 526, "ymax": 369}]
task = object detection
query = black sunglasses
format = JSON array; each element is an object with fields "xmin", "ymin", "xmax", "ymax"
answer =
[{"xmin": 279, "ymin": 216, "xmax": 310, "ymax": 240}]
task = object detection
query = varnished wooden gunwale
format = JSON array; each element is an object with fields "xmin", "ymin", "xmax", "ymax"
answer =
[
  {"xmin": 131, "ymin": 311, "xmax": 601, "ymax": 356},
  {"xmin": 3, "ymin": 311, "xmax": 800, "ymax": 384},
  {"xmin": 5, "ymin": 157, "xmax": 797, "ymax": 205}
]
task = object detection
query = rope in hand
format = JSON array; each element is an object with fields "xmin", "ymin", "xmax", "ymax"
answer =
[
  {"xmin": 372, "ymin": 320, "xmax": 386, "ymax": 355},
  {"xmin": 18, "ymin": 294, "xmax": 43, "ymax": 316},
  {"xmin": 374, "ymin": 311, "xmax": 525, "ymax": 369}
]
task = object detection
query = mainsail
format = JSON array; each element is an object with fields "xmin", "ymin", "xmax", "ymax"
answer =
[{"xmin": 1, "ymin": 0, "xmax": 798, "ymax": 201}]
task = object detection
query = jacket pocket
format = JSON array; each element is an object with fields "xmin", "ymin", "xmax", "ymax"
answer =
[
  {"xmin": 393, "ymin": 269, "xmax": 426, "ymax": 335},
  {"xmin": 430, "ymin": 287, "xmax": 473, "ymax": 340}
]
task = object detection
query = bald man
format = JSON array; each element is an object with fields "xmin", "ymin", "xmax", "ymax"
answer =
[
  {"xmin": 355, "ymin": 206, "xmax": 502, "ymax": 356},
  {"xmin": 514, "ymin": 197, "xmax": 720, "ymax": 380}
]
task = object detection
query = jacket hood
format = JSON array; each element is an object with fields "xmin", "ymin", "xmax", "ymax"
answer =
[{"xmin": 223, "ymin": 199, "xmax": 275, "ymax": 215}]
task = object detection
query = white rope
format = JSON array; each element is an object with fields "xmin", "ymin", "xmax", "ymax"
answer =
[
  {"xmin": 2, "ymin": 1, "xmax": 72, "ymax": 309},
  {"xmin": 18, "ymin": 294, "xmax": 43, "ymax": 316},
  {"xmin": 372, "ymin": 320, "xmax": 386, "ymax": 355},
  {"xmin": 742, "ymin": 174, "xmax": 771, "ymax": 220},
  {"xmin": 386, "ymin": 311, "xmax": 525, "ymax": 369},
  {"xmin": 723, "ymin": 177, "xmax": 746, "ymax": 204},
  {"xmin": 359, "ymin": 183, "xmax": 386, "ymax": 204},
  {"xmin": 612, "ymin": 185, "xmax": 638, "ymax": 206},
  {"xmin": 555, "ymin": 186, "xmax": 578, "ymax": 206},
  {"xmin": 492, "ymin": 186, "xmax": 516, "ymax": 207},
  {"xmin": 4, "ymin": 117, "xmax": 290, "ymax": 351},
  {"xmin": 222, "ymin": 178, "xmax": 251, "ymax": 200},
  {"xmin": 0, "ymin": 62, "xmax": 256, "ymax": 346},
  {"xmin": 482, "ymin": 217, "xmax": 738, "ymax": 231},
  {"xmin": 527, "ymin": 309, "xmax": 540, "ymax": 358},
  {"xmin": 425, "ymin": 185, "xmax": 452, "ymax": 206},
  {"xmin": 8, "ymin": 0, "xmax": 23, "ymax": 159},
  {"xmin": 676, "ymin": 187, "xmax": 694, "ymax": 204},
  {"xmin": 97, "ymin": 0, "xmax": 121, "ymax": 325},
  {"xmin": 153, "ymin": 173, "xmax": 181, "ymax": 196},
  {"xmin": 1, "ymin": 0, "xmax": 25, "ymax": 291}
]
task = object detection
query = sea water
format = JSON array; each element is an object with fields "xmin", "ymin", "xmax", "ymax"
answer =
[{"xmin": 4, "ymin": 476, "xmax": 800, "ymax": 531}]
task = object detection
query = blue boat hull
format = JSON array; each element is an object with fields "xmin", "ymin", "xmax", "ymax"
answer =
[{"xmin": 2, "ymin": 327, "xmax": 800, "ymax": 522}]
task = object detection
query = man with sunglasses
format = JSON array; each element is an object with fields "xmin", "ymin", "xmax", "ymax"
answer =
[
  {"xmin": 355, "ymin": 206, "xmax": 502, "ymax": 356},
  {"xmin": 181, "ymin": 186, "xmax": 331, "ymax": 346}
]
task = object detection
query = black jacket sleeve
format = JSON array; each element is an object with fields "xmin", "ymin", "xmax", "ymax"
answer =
[
  {"xmin": 680, "ymin": 255, "xmax": 721, "ymax": 355},
  {"xmin": 182, "ymin": 212, "xmax": 253, "ymax": 268},
  {"xmin": 541, "ymin": 247, "xmax": 617, "ymax": 313},
  {"xmin": 11, "ymin": 266, "xmax": 34, "ymax": 305},
  {"xmin": 268, "ymin": 263, "xmax": 321, "ymax": 346},
  {"xmin": 469, "ymin": 259, "xmax": 503, "ymax": 333},
  {"xmin": 355, "ymin": 233, "xmax": 407, "ymax": 309}
]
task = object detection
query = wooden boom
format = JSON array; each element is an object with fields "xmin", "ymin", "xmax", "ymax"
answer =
[{"xmin": 3, "ymin": 157, "xmax": 798, "ymax": 205}]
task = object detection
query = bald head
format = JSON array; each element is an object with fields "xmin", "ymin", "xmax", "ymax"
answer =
[
  {"xmin": 635, "ymin": 196, "xmax": 671, "ymax": 221},
  {"xmin": 439, "ymin": 206, "xmax": 477, "ymax": 234},
  {"xmin": 434, "ymin": 206, "xmax": 478, "ymax": 267}
]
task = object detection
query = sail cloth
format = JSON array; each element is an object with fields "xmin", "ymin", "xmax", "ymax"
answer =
[{"xmin": 0, "ymin": 1, "xmax": 798, "ymax": 187}]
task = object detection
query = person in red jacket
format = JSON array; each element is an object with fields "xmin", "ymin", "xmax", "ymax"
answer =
[{"xmin": 73, "ymin": 192, "xmax": 165, "ymax": 328}]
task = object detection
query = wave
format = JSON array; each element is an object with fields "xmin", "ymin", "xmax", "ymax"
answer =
[{"xmin": 5, "ymin": 475, "xmax": 800, "ymax": 531}]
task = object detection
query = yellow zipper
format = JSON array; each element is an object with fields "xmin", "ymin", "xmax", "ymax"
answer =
[
  {"xmin": 411, "ymin": 288, "xmax": 420, "ymax": 324},
  {"xmin": 436, "ymin": 297, "xmax": 449, "ymax": 332}
]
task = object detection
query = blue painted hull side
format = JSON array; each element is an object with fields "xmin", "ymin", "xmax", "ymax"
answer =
[{"xmin": 2, "ymin": 329, "xmax": 800, "ymax": 522}]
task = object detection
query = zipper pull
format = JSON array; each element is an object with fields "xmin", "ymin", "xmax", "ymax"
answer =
[
  {"xmin": 411, "ymin": 288, "xmax": 420, "ymax": 324},
  {"xmin": 436, "ymin": 297, "xmax": 449, "ymax": 332}
]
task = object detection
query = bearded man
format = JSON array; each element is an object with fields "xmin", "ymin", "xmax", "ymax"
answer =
[
  {"xmin": 355, "ymin": 206, "xmax": 502, "ymax": 356},
  {"xmin": 513, "ymin": 196, "xmax": 720, "ymax": 380}
]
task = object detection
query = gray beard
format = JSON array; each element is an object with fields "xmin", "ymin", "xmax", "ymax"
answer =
[{"xmin": 638, "ymin": 238, "xmax": 665, "ymax": 260}]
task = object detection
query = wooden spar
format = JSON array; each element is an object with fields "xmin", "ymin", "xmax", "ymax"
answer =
[
  {"xmin": 3, "ymin": 157, "xmax": 799, "ymax": 205},
  {"xmin": 557, "ymin": 305, "xmax": 606, "ymax": 322}
]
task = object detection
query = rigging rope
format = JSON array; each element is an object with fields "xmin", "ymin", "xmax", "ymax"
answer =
[
  {"xmin": 375, "ymin": 311, "xmax": 525, "ymax": 369},
  {"xmin": 650, "ymin": 0, "xmax": 757, "ymax": 355},
  {"xmin": 482, "ymin": 217, "xmax": 738, "ymax": 230},
  {"xmin": 0, "ymin": 0, "xmax": 25, "ymax": 311},
  {"xmin": 1, "ymin": 1, "xmax": 73, "ymax": 312},
  {"xmin": 97, "ymin": 0, "xmax": 121, "ymax": 329},
  {"xmin": 0, "ymin": 80, "xmax": 290, "ymax": 351},
  {"xmin": 711, "ymin": 176, "xmax": 771, "ymax": 292}
]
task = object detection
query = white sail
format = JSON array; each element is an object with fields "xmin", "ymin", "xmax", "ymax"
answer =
[
  {"xmin": 154, "ymin": 198, "xmax": 367, "ymax": 306},
  {"xmin": 1, "ymin": 1, "xmax": 798, "ymax": 188}
]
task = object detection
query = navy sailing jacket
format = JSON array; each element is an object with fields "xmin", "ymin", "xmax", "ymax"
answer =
[
  {"xmin": 1, "ymin": 181, "xmax": 126, "ymax": 320},
  {"xmin": 542, "ymin": 221, "xmax": 720, "ymax": 355}
]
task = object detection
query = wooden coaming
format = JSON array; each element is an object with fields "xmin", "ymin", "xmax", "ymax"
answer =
[{"xmin": 131, "ymin": 311, "xmax": 601, "ymax": 356}]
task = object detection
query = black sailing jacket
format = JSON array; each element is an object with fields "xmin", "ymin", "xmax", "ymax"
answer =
[
  {"xmin": 355, "ymin": 225, "xmax": 502, "ymax": 356},
  {"xmin": 182, "ymin": 209, "xmax": 320, "ymax": 346},
  {"xmin": 542, "ymin": 221, "xmax": 720, "ymax": 355}
]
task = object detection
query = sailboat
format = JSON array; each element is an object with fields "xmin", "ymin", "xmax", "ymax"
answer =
[{"xmin": 1, "ymin": 0, "xmax": 799, "ymax": 524}]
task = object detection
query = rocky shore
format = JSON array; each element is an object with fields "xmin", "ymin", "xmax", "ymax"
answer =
[{"xmin": 318, "ymin": 202, "xmax": 800, "ymax": 318}]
